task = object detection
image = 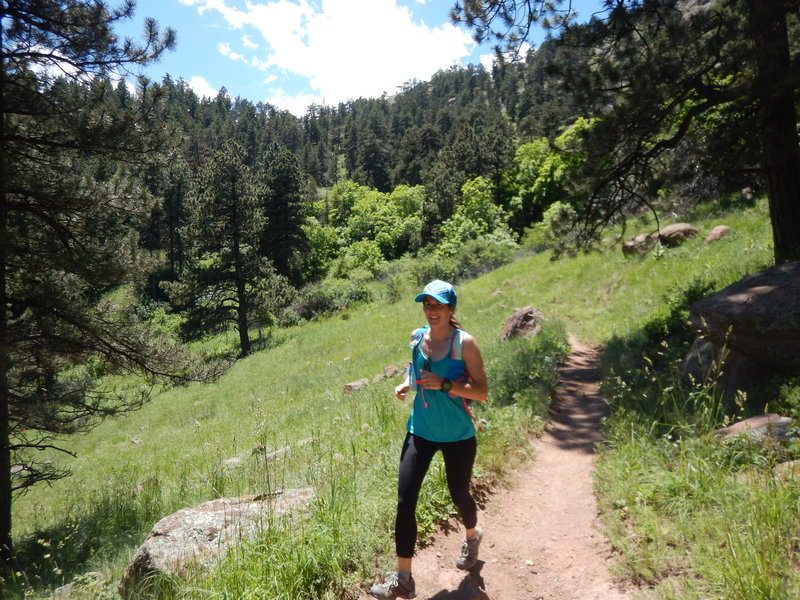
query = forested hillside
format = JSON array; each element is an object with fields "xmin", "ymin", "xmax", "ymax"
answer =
[{"xmin": 2, "ymin": 0, "xmax": 798, "ymax": 577}]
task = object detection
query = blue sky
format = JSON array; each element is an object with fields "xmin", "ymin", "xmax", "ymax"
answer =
[{"xmin": 116, "ymin": 0, "xmax": 602, "ymax": 116}]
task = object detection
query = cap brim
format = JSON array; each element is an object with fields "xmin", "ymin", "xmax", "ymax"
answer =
[{"xmin": 415, "ymin": 292, "xmax": 450, "ymax": 304}]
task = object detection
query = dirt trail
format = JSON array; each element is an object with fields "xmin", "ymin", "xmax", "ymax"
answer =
[{"xmin": 365, "ymin": 336, "xmax": 634, "ymax": 600}]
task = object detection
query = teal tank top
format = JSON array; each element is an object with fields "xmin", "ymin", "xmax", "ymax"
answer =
[{"xmin": 406, "ymin": 327, "xmax": 475, "ymax": 442}]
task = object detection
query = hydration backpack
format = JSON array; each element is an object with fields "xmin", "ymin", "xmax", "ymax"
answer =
[{"xmin": 409, "ymin": 326, "xmax": 484, "ymax": 430}]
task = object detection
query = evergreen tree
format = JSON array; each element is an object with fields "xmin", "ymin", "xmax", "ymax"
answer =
[
  {"xmin": 422, "ymin": 108, "xmax": 515, "ymax": 239},
  {"xmin": 0, "ymin": 0, "xmax": 206, "ymax": 568},
  {"xmin": 166, "ymin": 141, "xmax": 287, "ymax": 357},
  {"xmin": 258, "ymin": 145, "xmax": 309, "ymax": 285},
  {"xmin": 139, "ymin": 156, "xmax": 191, "ymax": 301},
  {"xmin": 453, "ymin": 0, "xmax": 800, "ymax": 263}
]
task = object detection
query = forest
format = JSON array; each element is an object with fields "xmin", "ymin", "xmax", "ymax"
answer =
[{"xmin": 2, "ymin": 0, "xmax": 799, "ymax": 575}]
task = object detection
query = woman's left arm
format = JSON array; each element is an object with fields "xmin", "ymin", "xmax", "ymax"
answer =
[{"xmin": 417, "ymin": 332, "xmax": 488, "ymax": 400}]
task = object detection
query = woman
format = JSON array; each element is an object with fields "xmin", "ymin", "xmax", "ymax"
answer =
[{"xmin": 370, "ymin": 279, "xmax": 489, "ymax": 600}]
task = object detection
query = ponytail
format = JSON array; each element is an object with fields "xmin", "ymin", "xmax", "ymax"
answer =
[{"xmin": 449, "ymin": 314, "xmax": 464, "ymax": 330}]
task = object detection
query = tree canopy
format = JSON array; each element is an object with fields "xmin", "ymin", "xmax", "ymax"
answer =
[
  {"xmin": 0, "ymin": 0, "xmax": 196, "ymax": 566},
  {"xmin": 454, "ymin": 0, "xmax": 800, "ymax": 262}
]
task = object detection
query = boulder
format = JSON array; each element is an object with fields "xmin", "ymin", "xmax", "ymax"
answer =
[
  {"xmin": 714, "ymin": 414, "xmax": 794, "ymax": 444},
  {"xmin": 680, "ymin": 338, "xmax": 718, "ymax": 384},
  {"xmin": 773, "ymin": 460, "xmax": 800, "ymax": 481},
  {"xmin": 372, "ymin": 365, "xmax": 404, "ymax": 383},
  {"xmin": 704, "ymin": 225, "xmax": 732, "ymax": 244},
  {"xmin": 343, "ymin": 377, "xmax": 369, "ymax": 393},
  {"xmin": 499, "ymin": 306, "xmax": 545, "ymax": 341},
  {"xmin": 622, "ymin": 232, "xmax": 657, "ymax": 256},
  {"xmin": 119, "ymin": 487, "xmax": 315, "ymax": 599},
  {"xmin": 680, "ymin": 339, "xmax": 778, "ymax": 405},
  {"xmin": 383, "ymin": 365, "xmax": 402, "ymax": 378},
  {"xmin": 689, "ymin": 261, "xmax": 800, "ymax": 372},
  {"xmin": 658, "ymin": 223, "xmax": 698, "ymax": 246}
]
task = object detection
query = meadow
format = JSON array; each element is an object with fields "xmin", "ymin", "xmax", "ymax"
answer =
[{"xmin": 9, "ymin": 197, "xmax": 798, "ymax": 600}]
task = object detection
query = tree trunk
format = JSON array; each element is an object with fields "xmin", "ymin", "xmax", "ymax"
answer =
[
  {"xmin": 236, "ymin": 272, "xmax": 251, "ymax": 358},
  {"xmin": 0, "ymin": 348, "xmax": 11, "ymax": 570},
  {"xmin": 0, "ymin": 205, "xmax": 13, "ymax": 568},
  {"xmin": 231, "ymin": 222, "xmax": 251, "ymax": 358},
  {"xmin": 747, "ymin": 0, "xmax": 800, "ymax": 264},
  {"xmin": 0, "ymin": 20, "xmax": 15, "ymax": 565}
]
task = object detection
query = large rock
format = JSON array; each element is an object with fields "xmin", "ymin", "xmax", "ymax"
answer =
[
  {"xmin": 119, "ymin": 487, "xmax": 315, "ymax": 599},
  {"xmin": 689, "ymin": 261, "xmax": 800, "ymax": 372},
  {"xmin": 499, "ymin": 306, "xmax": 545, "ymax": 341},
  {"xmin": 680, "ymin": 339, "xmax": 779, "ymax": 404},
  {"xmin": 343, "ymin": 377, "xmax": 369, "ymax": 393},
  {"xmin": 622, "ymin": 232, "xmax": 658, "ymax": 256},
  {"xmin": 704, "ymin": 225, "xmax": 732, "ymax": 244},
  {"xmin": 658, "ymin": 223, "xmax": 698, "ymax": 246},
  {"xmin": 714, "ymin": 414, "xmax": 794, "ymax": 444}
]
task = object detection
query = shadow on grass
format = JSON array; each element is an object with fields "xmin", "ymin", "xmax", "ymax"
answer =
[{"xmin": 10, "ymin": 476, "xmax": 163, "ymax": 592}]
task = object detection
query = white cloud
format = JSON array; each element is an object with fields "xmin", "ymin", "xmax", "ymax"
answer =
[
  {"xmin": 478, "ymin": 52, "xmax": 495, "ymax": 72},
  {"xmin": 264, "ymin": 86, "xmax": 325, "ymax": 115},
  {"xmin": 218, "ymin": 41, "xmax": 247, "ymax": 62},
  {"xmin": 478, "ymin": 40, "xmax": 535, "ymax": 72},
  {"xmin": 188, "ymin": 75, "xmax": 218, "ymax": 98},
  {"xmin": 183, "ymin": 0, "xmax": 476, "ymax": 114},
  {"xmin": 242, "ymin": 34, "xmax": 259, "ymax": 49}
]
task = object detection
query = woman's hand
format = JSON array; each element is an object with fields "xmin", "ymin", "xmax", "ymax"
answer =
[
  {"xmin": 395, "ymin": 381, "xmax": 410, "ymax": 400},
  {"xmin": 417, "ymin": 370, "xmax": 444, "ymax": 390}
]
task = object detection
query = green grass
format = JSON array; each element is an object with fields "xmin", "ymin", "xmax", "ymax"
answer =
[{"xmin": 6, "ymin": 197, "xmax": 792, "ymax": 599}]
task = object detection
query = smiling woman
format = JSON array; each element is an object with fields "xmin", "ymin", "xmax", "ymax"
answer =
[{"xmin": 370, "ymin": 279, "xmax": 488, "ymax": 599}]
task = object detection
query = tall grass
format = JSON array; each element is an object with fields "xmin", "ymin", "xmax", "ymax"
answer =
[
  {"xmin": 595, "ymin": 199, "xmax": 800, "ymax": 599},
  {"xmin": 5, "ymin": 198, "xmax": 784, "ymax": 599}
]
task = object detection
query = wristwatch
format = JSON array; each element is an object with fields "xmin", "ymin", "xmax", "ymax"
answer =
[{"xmin": 440, "ymin": 378, "xmax": 452, "ymax": 393}]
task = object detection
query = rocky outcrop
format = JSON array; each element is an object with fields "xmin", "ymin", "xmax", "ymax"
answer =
[
  {"xmin": 622, "ymin": 232, "xmax": 658, "ymax": 256},
  {"xmin": 657, "ymin": 223, "xmax": 698, "ymax": 246},
  {"xmin": 373, "ymin": 365, "xmax": 403, "ymax": 383},
  {"xmin": 499, "ymin": 306, "xmax": 545, "ymax": 341},
  {"xmin": 622, "ymin": 223, "xmax": 700, "ymax": 256},
  {"xmin": 119, "ymin": 487, "xmax": 315, "ymax": 599},
  {"xmin": 685, "ymin": 261, "xmax": 800, "ymax": 403},
  {"xmin": 704, "ymin": 225, "xmax": 731, "ymax": 244},
  {"xmin": 714, "ymin": 414, "xmax": 794, "ymax": 444},
  {"xmin": 343, "ymin": 377, "xmax": 369, "ymax": 393},
  {"xmin": 689, "ymin": 261, "xmax": 800, "ymax": 372}
]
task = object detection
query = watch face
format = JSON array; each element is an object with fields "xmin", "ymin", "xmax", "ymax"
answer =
[{"xmin": 441, "ymin": 380, "xmax": 452, "ymax": 392}]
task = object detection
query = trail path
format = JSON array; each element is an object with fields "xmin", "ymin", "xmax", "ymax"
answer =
[{"xmin": 365, "ymin": 336, "xmax": 634, "ymax": 600}]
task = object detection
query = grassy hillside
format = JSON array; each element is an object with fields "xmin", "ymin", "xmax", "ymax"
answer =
[{"xmin": 7, "ymin": 198, "xmax": 781, "ymax": 599}]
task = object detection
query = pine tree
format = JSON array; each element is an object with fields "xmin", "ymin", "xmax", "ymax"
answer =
[
  {"xmin": 454, "ymin": 0, "xmax": 800, "ymax": 263},
  {"xmin": 258, "ymin": 145, "xmax": 309, "ymax": 285},
  {"xmin": 166, "ymin": 141, "xmax": 292, "ymax": 356},
  {"xmin": 0, "ymin": 0, "xmax": 210, "ymax": 568}
]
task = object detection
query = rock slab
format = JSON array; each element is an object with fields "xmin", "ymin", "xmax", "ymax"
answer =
[
  {"xmin": 119, "ymin": 487, "xmax": 315, "ymax": 599},
  {"xmin": 689, "ymin": 261, "xmax": 800, "ymax": 372}
]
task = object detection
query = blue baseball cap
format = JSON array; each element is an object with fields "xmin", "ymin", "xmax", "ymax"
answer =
[{"xmin": 414, "ymin": 279, "xmax": 457, "ymax": 309}]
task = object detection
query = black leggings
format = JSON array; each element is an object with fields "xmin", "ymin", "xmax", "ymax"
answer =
[{"xmin": 395, "ymin": 433, "xmax": 478, "ymax": 558}]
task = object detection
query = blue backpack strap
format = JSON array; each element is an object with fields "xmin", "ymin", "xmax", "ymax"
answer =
[{"xmin": 409, "ymin": 326, "xmax": 428, "ymax": 382}]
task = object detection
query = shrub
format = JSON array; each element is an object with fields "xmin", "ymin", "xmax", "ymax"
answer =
[
  {"xmin": 287, "ymin": 275, "xmax": 373, "ymax": 321},
  {"xmin": 486, "ymin": 320, "xmax": 569, "ymax": 408}
]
